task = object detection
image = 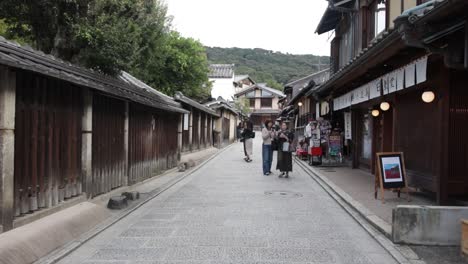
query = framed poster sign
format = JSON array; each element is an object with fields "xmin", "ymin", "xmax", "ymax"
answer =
[{"xmin": 375, "ymin": 152, "xmax": 410, "ymax": 203}]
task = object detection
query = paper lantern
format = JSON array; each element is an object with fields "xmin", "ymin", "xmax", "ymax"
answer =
[
  {"xmin": 371, "ymin": 109, "xmax": 380, "ymax": 117},
  {"xmin": 422, "ymin": 91, "xmax": 435, "ymax": 103},
  {"xmin": 380, "ymin": 102, "xmax": 390, "ymax": 111}
]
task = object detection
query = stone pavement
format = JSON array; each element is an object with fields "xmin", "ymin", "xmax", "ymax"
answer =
[
  {"xmin": 296, "ymin": 159, "xmax": 466, "ymax": 264},
  {"xmin": 302, "ymin": 164, "xmax": 434, "ymax": 224},
  {"xmin": 57, "ymin": 136, "xmax": 399, "ymax": 264}
]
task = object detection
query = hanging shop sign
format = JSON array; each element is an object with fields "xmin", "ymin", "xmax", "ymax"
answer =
[
  {"xmin": 333, "ymin": 56, "xmax": 428, "ymax": 111},
  {"xmin": 344, "ymin": 112, "xmax": 352, "ymax": 140}
]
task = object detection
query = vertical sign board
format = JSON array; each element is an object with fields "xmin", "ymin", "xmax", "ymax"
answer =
[
  {"xmin": 344, "ymin": 112, "xmax": 352, "ymax": 140},
  {"xmin": 374, "ymin": 152, "xmax": 410, "ymax": 203},
  {"xmin": 183, "ymin": 113, "xmax": 189, "ymax": 131},
  {"xmin": 316, "ymin": 103, "xmax": 320, "ymax": 119}
]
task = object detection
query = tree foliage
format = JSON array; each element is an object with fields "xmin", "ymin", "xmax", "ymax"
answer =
[
  {"xmin": 0, "ymin": 0, "xmax": 212, "ymax": 100},
  {"xmin": 206, "ymin": 47, "xmax": 330, "ymax": 90},
  {"xmin": 233, "ymin": 97, "xmax": 251, "ymax": 117}
]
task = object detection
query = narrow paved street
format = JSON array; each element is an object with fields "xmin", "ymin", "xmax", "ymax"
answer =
[{"xmin": 59, "ymin": 136, "xmax": 398, "ymax": 264}]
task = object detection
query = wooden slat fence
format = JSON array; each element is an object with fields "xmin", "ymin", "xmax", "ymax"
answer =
[
  {"xmin": 129, "ymin": 104, "xmax": 178, "ymax": 184},
  {"xmin": 14, "ymin": 71, "xmax": 82, "ymax": 216},
  {"xmin": 91, "ymin": 94, "xmax": 126, "ymax": 197},
  {"xmin": 192, "ymin": 110, "xmax": 200, "ymax": 150}
]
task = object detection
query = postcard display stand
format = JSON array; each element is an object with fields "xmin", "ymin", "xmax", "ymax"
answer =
[{"xmin": 374, "ymin": 152, "xmax": 410, "ymax": 203}]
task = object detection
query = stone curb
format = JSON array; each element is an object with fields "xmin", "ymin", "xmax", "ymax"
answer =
[
  {"xmin": 35, "ymin": 144, "xmax": 235, "ymax": 264},
  {"xmin": 294, "ymin": 158, "xmax": 426, "ymax": 264}
]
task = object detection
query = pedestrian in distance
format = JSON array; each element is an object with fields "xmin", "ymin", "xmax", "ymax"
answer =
[
  {"xmin": 261, "ymin": 120, "xmax": 275, "ymax": 175},
  {"xmin": 276, "ymin": 122, "xmax": 294, "ymax": 178},
  {"xmin": 236, "ymin": 122, "xmax": 243, "ymax": 142},
  {"xmin": 241, "ymin": 121, "xmax": 255, "ymax": 162}
]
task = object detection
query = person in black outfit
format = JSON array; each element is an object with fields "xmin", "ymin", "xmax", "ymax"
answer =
[
  {"xmin": 276, "ymin": 122, "xmax": 294, "ymax": 178},
  {"xmin": 241, "ymin": 121, "xmax": 254, "ymax": 162}
]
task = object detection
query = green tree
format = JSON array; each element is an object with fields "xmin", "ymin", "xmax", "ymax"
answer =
[
  {"xmin": 233, "ymin": 97, "xmax": 251, "ymax": 116},
  {"xmin": 206, "ymin": 46, "xmax": 329, "ymax": 88},
  {"xmin": 0, "ymin": 0, "xmax": 212, "ymax": 100},
  {"xmin": 143, "ymin": 32, "xmax": 211, "ymax": 100}
]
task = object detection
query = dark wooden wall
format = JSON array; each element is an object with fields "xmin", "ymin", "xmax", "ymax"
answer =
[
  {"xmin": 14, "ymin": 71, "xmax": 82, "ymax": 216},
  {"xmin": 91, "ymin": 94, "xmax": 126, "ymax": 197},
  {"xmin": 394, "ymin": 88, "xmax": 440, "ymax": 192},
  {"xmin": 192, "ymin": 110, "xmax": 200, "ymax": 150},
  {"xmin": 207, "ymin": 116, "xmax": 212, "ymax": 147},
  {"xmin": 200, "ymin": 112, "xmax": 206, "ymax": 148},
  {"xmin": 448, "ymin": 69, "xmax": 468, "ymax": 197},
  {"xmin": 129, "ymin": 105, "xmax": 178, "ymax": 184},
  {"xmin": 222, "ymin": 117, "xmax": 230, "ymax": 142}
]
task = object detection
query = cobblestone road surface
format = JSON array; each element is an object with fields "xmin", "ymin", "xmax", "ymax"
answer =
[{"xmin": 58, "ymin": 136, "xmax": 398, "ymax": 264}]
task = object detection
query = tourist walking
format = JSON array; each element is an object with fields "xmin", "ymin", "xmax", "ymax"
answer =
[
  {"xmin": 236, "ymin": 122, "xmax": 243, "ymax": 142},
  {"xmin": 261, "ymin": 120, "xmax": 275, "ymax": 175},
  {"xmin": 276, "ymin": 122, "xmax": 294, "ymax": 178},
  {"xmin": 241, "ymin": 121, "xmax": 254, "ymax": 162}
]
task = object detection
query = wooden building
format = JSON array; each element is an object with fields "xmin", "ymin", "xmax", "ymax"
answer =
[
  {"xmin": 234, "ymin": 83, "xmax": 285, "ymax": 130},
  {"xmin": 313, "ymin": 0, "xmax": 468, "ymax": 204},
  {"xmin": 279, "ymin": 69, "xmax": 330, "ymax": 132},
  {"xmin": 205, "ymin": 98, "xmax": 239, "ymax": 147},
  {"xmin": 0, "ymin": 37, "xmax": 191, "ymax": 232},
  {"xmin": 174, "ymin": 92, "xmax": 219, "ymax": 153}
]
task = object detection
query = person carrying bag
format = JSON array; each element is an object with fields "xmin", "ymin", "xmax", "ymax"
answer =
[{"xmin": 276, "ymin": 122, "xmax": 294, "ymax": 178}]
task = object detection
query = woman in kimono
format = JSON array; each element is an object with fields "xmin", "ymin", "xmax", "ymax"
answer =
[{"xmin": 276, "ymin": 122, "xmax": 294, "ymax": 178}]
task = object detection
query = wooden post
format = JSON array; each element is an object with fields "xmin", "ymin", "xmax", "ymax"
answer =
[
  {"xmin": 177, "ymin": 113, "xmax": 183, "ymax": 160},
  {"xmin": 81, "ymin": 88, "xmax": 93, "ymax": 198},
  {"xmin": 0, "ymin": 66, "xmax": 16, "ymax": 231},
  {"xmin": 123, "ymin": 101, "xmax": 129, "ymax": 187},
  {"xmin": 188, "ymin": 108, "xmax": 193, "ymax": 151},
  {"xmin": 204, "ymin": 113, "xmax": 208, "ymax": 148},
  {"xmin": 198, "ymin": 111, "xmax": 201, "ymax": 149}
]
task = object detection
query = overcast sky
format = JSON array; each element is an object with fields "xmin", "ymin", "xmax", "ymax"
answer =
[{"xmin": 165, "ymin": 0, "xmax": 332, "ymax": 56}]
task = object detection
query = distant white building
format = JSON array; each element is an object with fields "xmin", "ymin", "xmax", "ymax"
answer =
[{"xmin": 208, "ymin": 64, "xmax": 235, "ymax": 101}]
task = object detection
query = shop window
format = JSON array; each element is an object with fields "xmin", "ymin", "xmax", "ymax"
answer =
[
  {"xmin": 249, "ymin": 98, "xmax": 255, "ymax": 108},
  {"xmin": 261, "ymin": 98, "xmax": 272, "ymax": 108}
]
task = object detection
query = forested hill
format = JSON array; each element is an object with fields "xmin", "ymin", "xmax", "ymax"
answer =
[{"xmin": 206, "ymin": 47, "xmax": 329, "ymax": 90}]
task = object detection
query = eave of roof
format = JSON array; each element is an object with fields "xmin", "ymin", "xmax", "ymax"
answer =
[
  {"xmin": 174, "ymin": 92, "xmax": 219, "ymax": 117},
  {"xmin": 314, "ymin": 30, "xmax": 403, "ymax": 97},
  {"xmin": 316, "ymin": 7, "xmax": 341, "ymax": 34},
  {"xmin": 234, "ymin": 83, "xmax": 285, "ymax": 98},
  {"xmin": 0, "ymin": 37, "xmax": 188, "ymax": 114}
]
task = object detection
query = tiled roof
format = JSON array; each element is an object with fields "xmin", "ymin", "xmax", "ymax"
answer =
[
  {"xmin": 286, "ymin": 69, "xmax": 330, "ymax": 99},
  {"xmin": 205, "ymin": 98, "xmax": 239, "ymax": 115},
  {"xmin": 251, "ymin": 109, "xmax": 280, "ymax": 114},
  {"xmin": 0, "ymin": 36, "xmax": 188, "ymax": 114},
  {"xmin": 208, "ymin": 64, "xmax": 235, "ymax": 78},
  {"xmin": 313, "ymin": 30, "xmax": 400, "ymax": 96},
  {"xmin": 174, "ymin": 92, "xmax": 219, "ymax": 116},
  {"xmin": 234, "ymin": 83, "xmax": 285, "ymax": 98}
]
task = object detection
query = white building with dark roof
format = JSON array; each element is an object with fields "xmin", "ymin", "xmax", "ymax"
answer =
[{"xmin": 208, "ymin": 64, "xmax": 236, "ymax": 101}]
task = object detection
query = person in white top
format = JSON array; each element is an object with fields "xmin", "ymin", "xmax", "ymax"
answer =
[{"xmin": 261, "ymin": 120, "xmax": 275, "ymax": 176}]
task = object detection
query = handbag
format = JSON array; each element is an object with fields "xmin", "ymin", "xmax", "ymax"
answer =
[
  {"xmin": 250, "ymin": 131, "xmax": 255, "ymax": 139},
  {"xmin": 282, "ymin": 142, "xmax": 290, "ymax": 152},
  {"xmin": 271, "ymin": 139, "xmax": 278, "ymax": 151}
]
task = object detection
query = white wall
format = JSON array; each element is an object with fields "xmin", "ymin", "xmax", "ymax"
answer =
[{"xmin": 210, "ymin": 77, "xmax": 235, "ymax": 100}]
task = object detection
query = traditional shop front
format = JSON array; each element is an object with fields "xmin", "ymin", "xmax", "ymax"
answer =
[{"xmin": 313, "ymin": 0, "xmax": 468, "ymax": 204}]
